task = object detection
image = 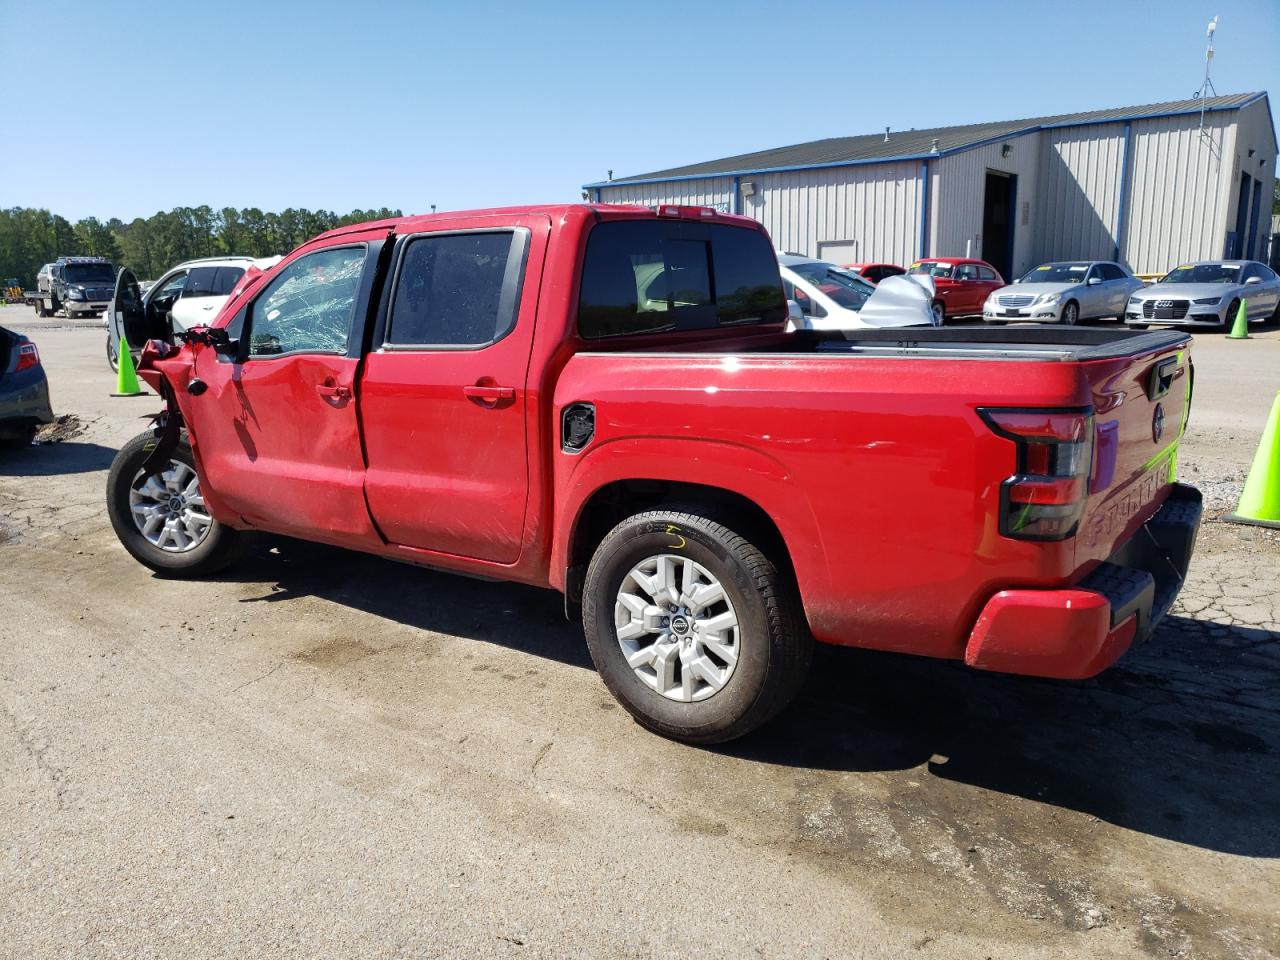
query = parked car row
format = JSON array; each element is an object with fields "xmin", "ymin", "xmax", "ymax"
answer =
[{"xmin": 839, "ymin": 254, "xmax": 1280, "ymax": 330}]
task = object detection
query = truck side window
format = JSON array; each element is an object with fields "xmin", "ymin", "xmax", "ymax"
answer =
[
  {"xmin": 248, "ymin": 246, "xmax": 365, "ymax": 357},
  {"xmin": 386, "ymin": 231, "xmax": 525, "ymax": 347},
  {"xmin": 579, "ymin": 220, "xmax": 784, "ymax": 339}
]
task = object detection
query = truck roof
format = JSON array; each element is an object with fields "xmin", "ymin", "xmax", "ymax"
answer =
[{"xmin": 309, "ymin": 203, "xmax": 765, "ymax": 243}]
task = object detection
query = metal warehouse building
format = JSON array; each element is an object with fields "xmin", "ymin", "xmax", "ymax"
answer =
[{"xmin": 585, "ymin": 92, "xmax": 1276, "ymax": 280}]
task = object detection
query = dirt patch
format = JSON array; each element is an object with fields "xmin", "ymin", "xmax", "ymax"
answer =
[
  {"xmin": 294, "ymin": 637, "xmax": 380, "ymax": 668},
  {"xmin": 35, "ymin": 414, "xmax": 86, "ymax": 444}
]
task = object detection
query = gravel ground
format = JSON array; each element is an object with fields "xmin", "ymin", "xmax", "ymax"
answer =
[{"xmin": 1, "ymin": 304, "xmax": 1277, "ymax": 959}]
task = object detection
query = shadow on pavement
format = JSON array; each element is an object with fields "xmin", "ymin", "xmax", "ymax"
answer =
[
  {"xmin": 214, "ymin": 535, "xmax": 590, "ymax": 670},
  {"xmin": 726, "ymin": 615, "xmax": 1279, "ymax": 858},
  {"xmin": 203, "ymin": 536, "xmax": 1278, "ymax": 858},
  {"xmin": 0, "ymin": 440, "xmax": 117, "ymax": 476}
]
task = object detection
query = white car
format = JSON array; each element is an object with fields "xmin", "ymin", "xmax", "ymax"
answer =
[
  {"xmin": 779, "ymin": 254, "xmax": 935, "ymax": 330},
  {"xmin": 1124, "ymin": 260, "xmax": 1280, "ymax": 329},
  {"xmin": 982, "ymin": 260, "xmax": 1144, "ymax": 325},
  {"xmin": 106, "ymin": 256, "xmax": 281, "ymax": 371}
]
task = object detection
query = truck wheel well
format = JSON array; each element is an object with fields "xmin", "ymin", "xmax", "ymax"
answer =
[{"xmin": 564, "ymin": 480, "xmax": 795, "ymax": 618}]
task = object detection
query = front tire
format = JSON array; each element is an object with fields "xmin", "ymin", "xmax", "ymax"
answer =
[
  {"xmin": 582, "ymin": 506, "xmax": 812, "ymax": 744},
  {"xmin": 106, "ymin": 336, "xmax": 119, "ymax": 372},
  {"xmin": 930, "ymin": 300, "xmax": 946, "ymax": 325},
  {"xmin": 1225, "ymin": 299, "xmax": 1241, "ymax": 331},
  {"xmin": 106, "ymin": 431, "xmax": 246, "ymax": 577},
  {"xmin": 1061, "ymin": 300, "xmax": 1079, "ymax": 325}
]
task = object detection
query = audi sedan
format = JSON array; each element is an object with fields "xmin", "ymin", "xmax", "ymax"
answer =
[
  {"xmin": 1124, "ymin": 260, "xmax": 1280, "ymax": 329},
  {"xmin": 983, "ymin": 260, "xmax": 1143, "ymax": 325}
]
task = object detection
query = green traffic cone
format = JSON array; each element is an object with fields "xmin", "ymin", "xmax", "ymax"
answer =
[
  {"xmin": 1226, "ymin": 391, "xmax": 1280, "ymax": 528},
  {"xmin": 112, "ymin": 334, "xmax": 147, "ymax": 397},
  {"xmin": 1227, "ymin": 298, "xmax": 1250, "ymax": 339}
]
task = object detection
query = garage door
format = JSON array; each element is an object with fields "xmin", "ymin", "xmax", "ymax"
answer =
[{"xmin": 816, "ymin": 240, "xmax": 858, "ymax": 263}]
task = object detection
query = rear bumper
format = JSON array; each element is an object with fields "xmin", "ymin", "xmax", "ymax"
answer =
[
  {"xmin": 0, "ymin": 367, "xmax": 54, "ymax": 435},
  {"xmin": 964, "ymin": 483, "xmax": 1202, "ymax": 680}
]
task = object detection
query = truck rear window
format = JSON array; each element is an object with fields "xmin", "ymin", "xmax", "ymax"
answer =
[{"xmin": 578, "ymin": 220, "xmax": 785, "ymax": 339}]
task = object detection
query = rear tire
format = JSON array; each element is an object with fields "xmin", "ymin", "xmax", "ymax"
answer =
[
  {"xmin": 582, "ymin": 506, "xmax": 812, "ymax": 744},
  {"xmin": 106, "ymin": 430, "xmax": 246, "ymax": 577}
]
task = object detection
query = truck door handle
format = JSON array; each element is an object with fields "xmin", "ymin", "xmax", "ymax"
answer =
[
  {"xmin": 463, "ymin": 384, "xmax": 515, "ymax": 401},
  {"xmin": 316, "ymin": 383, "xmax": 351, "ymax": 400}
]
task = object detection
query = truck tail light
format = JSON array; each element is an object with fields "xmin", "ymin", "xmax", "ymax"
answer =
[
  {"xmin": 15, "ymin": 342, "xmax": 40, "ymax": 372},
  {"xmin": 979, "ymin": 407, "xmax": 1095, "ymax": 541}
]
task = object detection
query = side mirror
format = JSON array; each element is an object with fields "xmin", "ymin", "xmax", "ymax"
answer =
[
  {"xmin": 1013, "ymin": 277, "xmax": 1021, "ymax": 284},
  {"xmin": 1087, "ymin": 277, "xmax": 1102, "ymax": 285},
  {"xmin": 1245, "ymin": 276, "xmax": 1262, "ymax": 284},
  {"xmin": 787, "ymin": 299, "xmax": 805, "ymax": 322}
]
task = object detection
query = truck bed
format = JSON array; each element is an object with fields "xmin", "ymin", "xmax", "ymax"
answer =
[{"xmin": 793, "ymin": 326, "xmax": 1190, "ymax": 362}]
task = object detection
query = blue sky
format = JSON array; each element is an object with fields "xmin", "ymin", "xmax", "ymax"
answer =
[{"xmin": 3, "ymin": 0, "xmax": 1276, "ymax": 222}]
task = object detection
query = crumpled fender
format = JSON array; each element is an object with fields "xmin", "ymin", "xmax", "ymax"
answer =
[{"xmin": 550, "ymin": 435, "xmax": 830, "ymax": 608}]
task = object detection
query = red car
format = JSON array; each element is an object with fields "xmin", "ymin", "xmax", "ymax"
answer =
[
  {"xmin": 107, "ymin": 203, "xmax": 1200, "ymax": 744},
  {"xmin": 908, "ymin": 257, "xmax": 1005, "ymax": 323},
  {"xmin": 842, "ymin": 262, "xmax": 906, "ymax": 284}
]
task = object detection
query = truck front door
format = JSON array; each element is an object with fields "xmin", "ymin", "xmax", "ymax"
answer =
[
  {"xmin": 358, "ymin": 215, "xmax": 550, "ymax": 565},
  {"xmin": 179, "ymin": 233, "xmax": 387, "ymax": 547}
]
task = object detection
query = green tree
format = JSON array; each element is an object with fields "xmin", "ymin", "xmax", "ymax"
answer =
[{"xmin": 73, "ymin": 217, "xmax": 122, "ymax": 261}]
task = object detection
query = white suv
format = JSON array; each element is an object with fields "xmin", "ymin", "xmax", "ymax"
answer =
[{"xmin": 106, "ymin": 256, "xmax": 280, "ymax": 371}]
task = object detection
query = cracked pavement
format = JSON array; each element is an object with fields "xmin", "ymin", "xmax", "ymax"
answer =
[{"xmin": 0, "ymin": 308, "xmax": 1277, "ymax": 959}]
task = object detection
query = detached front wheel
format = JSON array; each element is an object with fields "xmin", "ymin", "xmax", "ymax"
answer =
[
  {"xmin": 583, "ymin": 507, "xmax": 812, "ymax": 744},
  {"xmin": 106, "ymin": 431, "xmax": 246, "ymax": 577}
]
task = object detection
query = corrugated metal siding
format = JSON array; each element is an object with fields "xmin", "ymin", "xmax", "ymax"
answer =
[
  {"xmin": 930, "ymin": 132, "xmax": 1041, "ymax": 278},
  {"xmin": 1226, "ymin": 99, "xmax": 1278, "ymax": 260},
  {"xmin": 591, "ymin": 98, "xmax": 1271, "ymax": 276},
  {"xmin": 740, "ymin": 161, "xmax": 922, "ymax": 263},
  {"xmin": 1123, "ymin": 113, "xmax": 1232, "ymax": 273},
  {"xmin": 596, "ymin": 176, "xmax": 734, "ymax": 210},
  {"xmin": 1034, "ymin": 123, "xmax": 1126, "ymax": 264}
]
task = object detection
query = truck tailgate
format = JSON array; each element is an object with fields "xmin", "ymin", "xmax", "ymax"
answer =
[{"xmin": 1074, "ymin": 337, "xmax": 1191, "ymax": 570}]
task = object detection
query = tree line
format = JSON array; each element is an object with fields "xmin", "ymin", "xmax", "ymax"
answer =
[{"xmin": 0, "ymin": 205, "xmax": 403, "ymax": 287}]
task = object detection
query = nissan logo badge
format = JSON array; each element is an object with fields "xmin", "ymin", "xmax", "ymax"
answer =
[{"xmin": 1152, "ymin": 402, "xmax": 1165, "ymax": 443}]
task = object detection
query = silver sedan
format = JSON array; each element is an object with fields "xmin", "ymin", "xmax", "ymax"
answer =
[
  {"xmin": 983, "ymin": 261, "xmax": 1144, "ymax": 325},
  {"xmin": 1124, "ymin": 261, "xmax": 1280, "ymax": 329}
]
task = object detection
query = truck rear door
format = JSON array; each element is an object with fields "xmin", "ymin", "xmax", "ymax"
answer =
[
  {"xmin": 358, "ymin": 214, "xmax": 550, "ymax": 564},
  {"xmin": 1075, "ymin": 338, "xmax": 1192, "ymax": 566}
]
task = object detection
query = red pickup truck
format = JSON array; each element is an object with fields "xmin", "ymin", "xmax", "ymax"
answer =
[{"xmin": 106, "ymin": 203, "xmax": 1201, "ymax": 744}]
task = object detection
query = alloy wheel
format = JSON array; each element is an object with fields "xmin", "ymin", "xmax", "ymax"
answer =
[
  {"xmin": 614, "ymin": 554, "xmax": 740, "ymax": 702},
  {"xmin": 128, "ymin": 459, "xmax": 212, "ymax": 553}
]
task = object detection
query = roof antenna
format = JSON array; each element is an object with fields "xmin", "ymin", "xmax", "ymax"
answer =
[
  {"xmin": 884, "ymin": 126, "xmax": 890, "ymax": 142},
  {"xmin": 607, "ymin": 169, "xmax": 613, "ymax": 181},
  {"xmin": 1197, "ymin": 16, "xmax": 1219, "ymax": 136}
]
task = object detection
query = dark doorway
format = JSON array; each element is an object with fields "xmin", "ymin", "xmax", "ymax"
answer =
[
  {"xmin": 1232, "ymin": 171, "xmax": 1254, "ymax": 259},
  {"xmin": 982, "ymin": 170, "xmax": 1016, "ymax": 280}
]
